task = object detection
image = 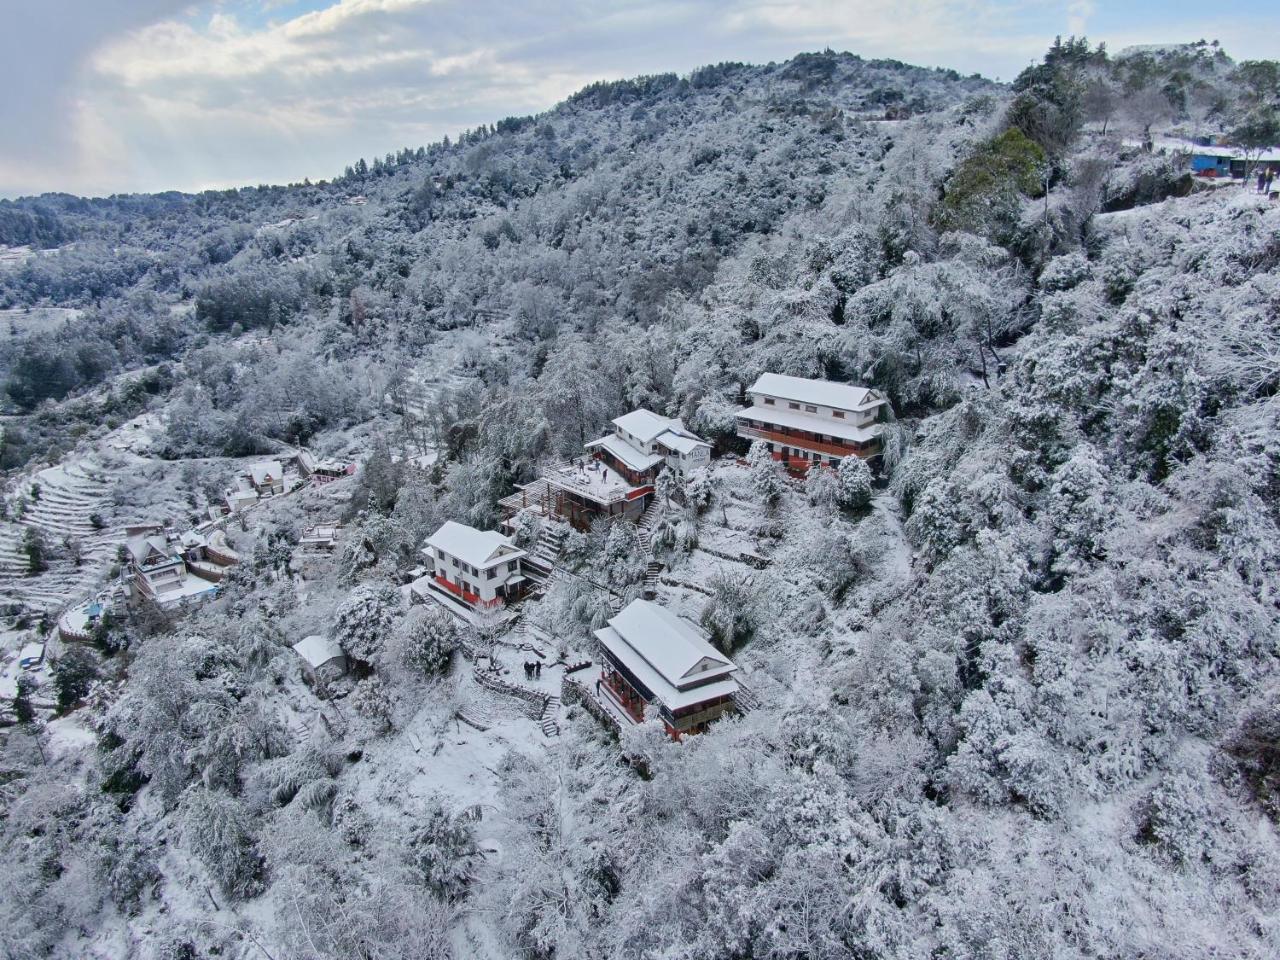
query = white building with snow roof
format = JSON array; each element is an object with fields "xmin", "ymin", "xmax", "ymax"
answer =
[
  {"xmin": 423, "ymin": 520, "xmax": 529, "ymax": 610},
  {"xmin": 735, "ymin": 372, "xmax": 888, "ymax": 472},
  {"xmin": 594, "ymin": 598, "xmax": 740, "ymax": 738}
]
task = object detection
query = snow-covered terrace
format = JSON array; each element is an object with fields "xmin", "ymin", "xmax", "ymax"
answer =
[{"xmin": 542, "ymin": 458, "xmax": 640, "ymax": 505}]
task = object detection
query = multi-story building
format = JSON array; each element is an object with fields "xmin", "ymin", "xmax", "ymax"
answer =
[
  {"xmin": 124, "ymin": 525, "xmax": 229, "ymax": 610},
  {"xmin": 594, "ymin": 599, "xmax": 741, "ymax": 739},
  {"xmin": 499, "ymin": 409, "xmax": 711, "ymax": 530},
  {"xmin": 735, "ymin": 372, "xmax": 888, "ymax": 471},
  {"xmin": 423, "ymin": 521, "xmax": 529, "ymax": 610}
]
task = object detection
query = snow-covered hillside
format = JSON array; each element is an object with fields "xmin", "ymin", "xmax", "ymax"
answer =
[{"xmin": 3, "ymin": 40, "xmax": 1280, "ymax": 960}]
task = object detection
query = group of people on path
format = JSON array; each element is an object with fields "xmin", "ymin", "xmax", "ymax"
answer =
[
  {"xmin": 523, "ymin": 660, "xmax": 543, "ymax": 680},
  {"xmin": 1256, "ymin": 167, "xmax": 1276, "ymax": 194}
]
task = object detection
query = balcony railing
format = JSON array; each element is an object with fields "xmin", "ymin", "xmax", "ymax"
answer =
[
  {"xmin": 541, "ymin": 459, "xmax": 650, "ymax": 506},
  {"xmin": 434, "ymin": 575, "xmax": 503, "ymax": 609},
  {"xmin": 738, "ymin": 424, "xmax": 879, "ymax": 459}
]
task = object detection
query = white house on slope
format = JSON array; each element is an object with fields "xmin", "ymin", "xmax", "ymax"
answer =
[
  {"xmin": 735, "ymin": 372, "xmax": 889, "ymax": 471},
  {"xmin": 423, "ymin": 520, "xmax": 529, "ymax": 610}
]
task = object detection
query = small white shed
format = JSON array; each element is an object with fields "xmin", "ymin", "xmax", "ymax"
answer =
[{"xmin": 292, "ymin": 635, "xmax": 347, "ymax": 686}]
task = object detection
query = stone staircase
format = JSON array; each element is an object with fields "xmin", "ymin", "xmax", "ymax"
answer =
[
  {"xmin": 636, "ymin": 499, "xmax": 664, "ymax": 598},
  {"xmin": 635, "ymin": 498, "xmax": 664, "ymax": 552},
  {"xmin": 532, "ymin": 522, "xmax": 567, "ymax": 567},
  {"xmin": 539, "ymin": 694, "xmax": 561, "ymax": 738}
]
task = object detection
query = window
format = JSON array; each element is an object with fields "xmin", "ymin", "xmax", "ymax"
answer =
[
  {"xmin": 788, "ymin": 402, "xmax": 800, "ymax": 410},
  {"xmin": 507, "ymin": 560, "xmax": 517, "ymax": 572},
  {"xmin": 832, "ymin": 411, "xmax": 845, "ymax": 419},
  {"xmin": 487, "ymin": 567, "xmax": 497, "ymax": 580},
  {"xmin": 805, "ymin": 404, "xmax": 817, "ymax": 413},
  {"xmin": 763, "ymin": 397, "xmax": 775, "ymax": 406}
]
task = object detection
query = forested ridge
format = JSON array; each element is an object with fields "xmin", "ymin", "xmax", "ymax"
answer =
[{"xmin": 2, "ymin": 40, "xmax": 1280, "ymax": 960}]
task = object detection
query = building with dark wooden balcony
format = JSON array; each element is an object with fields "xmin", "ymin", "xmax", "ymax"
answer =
[
  {"xmin": 735, "ymin": 373, "xmax": 888, "ymax": 472},
  {"xmin": 593, "ymin": 599, "xmax": 740, "ymax": 739},
  {"xmin": 499, "ymin": 409, "xmax": 710, "ymax": 531}
]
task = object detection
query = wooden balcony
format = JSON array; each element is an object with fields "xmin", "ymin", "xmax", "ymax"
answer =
[{"xmin": 738, "ymin": 424, "xmax": 879, "ymax": 459}]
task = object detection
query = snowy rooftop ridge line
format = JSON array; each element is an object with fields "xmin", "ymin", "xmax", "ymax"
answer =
[
  {"xmin": 604, "ymin": 599, "xmax": 736, "ymax": 688},
  {"xmin": 425, "ymin": 520, "xmax": 525, "ymax": 569},
  {"xmin": 747, "ymin": 372, "xmax": 885, "ymax": 412},
  {"xmin": 292, "ymin": 635, "xmax": 344, "ymax": 668}
]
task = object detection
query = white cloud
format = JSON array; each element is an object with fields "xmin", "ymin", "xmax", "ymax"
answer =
[{"xmin": 2, "ymin": 0, "xmax": 1271, "ymax": 197}]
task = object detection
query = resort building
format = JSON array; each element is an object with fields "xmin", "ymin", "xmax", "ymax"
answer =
[
  {"xmin": 594, "ymin": 599, "xmax": 740, "ymax": 739},
  {"xmin": 423, "ymin": 521, "xmax": 529, "ymax": 610},
  {"xmin": 124, "ymin": 524, "xmax": 234, "ymax": 610},
  {"xmin": 735, "ymin": 372, "xmax": 888, "ymax": 471},
  {"xmin": 499, "ymin": 409, "xmax": 710, "ymax": 530}
]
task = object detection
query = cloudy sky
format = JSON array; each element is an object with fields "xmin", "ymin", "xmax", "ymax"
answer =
[{"xmin": 1, "ymin": 0, "xmax": 1274, "ymax": 198}]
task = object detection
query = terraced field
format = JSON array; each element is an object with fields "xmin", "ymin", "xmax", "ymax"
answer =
[{"xmin": 0, "ymin": 456, "xmax": 123, "ymax": 613}]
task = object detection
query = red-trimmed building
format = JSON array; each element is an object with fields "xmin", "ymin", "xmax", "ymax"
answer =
[
  {"xmin": 500, "ymin": 409, "xmax": 711, "ymax": 530},
  {"xmin": 735, "ymin": 373, "xmax": 888, "ymax": 472},
  {"xmin": 594, "ymin": 599, "xmax": 740, "ymax": 739},
  {"xmin": 423, "ymin": 521, "xmax": 529, "ymax": 610}
]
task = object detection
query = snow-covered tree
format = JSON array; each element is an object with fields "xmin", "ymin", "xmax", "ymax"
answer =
[
  {"xmin": 836, "ymin": 454, "xmax": 874, "ymax": 510},
  {"xmin": 746, "ymin": 440, "xmax": 784, "ymax": 506},
  {"xmin": 334, "ymin": 582, "xmax": 403, "ymax": 665},
  {"xmin": 407, "ymin": 798, "xmax": 479, "ymax": 901}
]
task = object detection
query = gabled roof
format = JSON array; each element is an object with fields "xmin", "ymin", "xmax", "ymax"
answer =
[
  {"xmin": 126, "ymin": 534, "xmax": 176, "ymax": 567},
  {"xmin": 655, "ymin": 430, "xmax": 709, "ymax": 455},
  {"xmin": 585, "ymin": 433, "xmax": 665, "ymax": 472},
  {"xmin": 605, "ymin": 599, "xmax": 736, "ymax": 689},
  {"xmin": 249, "ymin": 461, "xmax": 284, "ymax": 486},
  {"xmin": 425, "ymin": 520, "xmax": 526, "ymax": 569},
  {"xmin": 747, "ymin": 373, "xmax": 886, "ymax": 413},
  {"xmin": 293, "ymin": 635, "xmax": 345, "ymax": 668},
  {"xmin": 612, "ymin": 409, "xmax": 682, "ymax": 444},
  {"xmin": 602, "ymin": 409, "xmax": 711, "ymax": 459}
]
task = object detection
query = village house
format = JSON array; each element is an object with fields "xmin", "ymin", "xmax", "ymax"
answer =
[
  {"xmin": 123, "ymin": 524, "xmax": 232, "ymax": 610},
  {"xmin": 423, "ymin": 521, "xmax": 530, "ymax": 610},
  {"xmin": 292, "ymin": 635, "xmax": 347, "ymax": 687},
  {"xmin": 299, "ymin": 523, "xmax": 342, "ymax": 554},
  {"xmin": 297, "ymin": 449, "xmax": 355, "ymax": 485},
  {"xmin": 248, "ymin": 460, "xmax": 286, "ymax": 496},
  {"xmin": 499, "ymin": 409, "xmax": 711, "ymax": 530},
  {"xmin": 735, "ymin": 372, "xmax": 888, "ymax": 472},
  {"xmin": 594, "ymin": 599, "xmax": 741, "ymax": 738}
]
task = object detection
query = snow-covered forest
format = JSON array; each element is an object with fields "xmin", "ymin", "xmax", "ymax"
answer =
[{"xmin": 3, "ymin": 40, "xmax": 1280, "ymax": 959}]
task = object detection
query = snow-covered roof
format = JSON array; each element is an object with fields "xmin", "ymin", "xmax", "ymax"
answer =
[
  {"xmin": 249, "ymin": 461, "xmax": 283, "ymax": 486},
  {"xmin": 585, "ymin": 433, "xmax": 665, "ymax": 472},
  {"xmin": 1147, "ymin": 136, "xmax": 1280, "ymax": 163},
  {"xmin": 736, "ymin": 405, "xmax": 883, "ymax": 443},
  {"xmin": 612, "ymin": 409, "xmax": 680, "ymax": 444},
  {"xmin": 596, "ymin": 600, "xmax": 738, "ymax": 711},
  {"xmin": 292, "ymin": 635, "xmax": 345, "ymax": 668},
  {"xmin": 747, "ymin": 373, "xmax": 885, "ymax": 413},
  {"xmin": 425, "ymin": 520, "xmax": 526, "ymax": 569},
  {"xmin": 656, "ymin": 430, "xmax": 708, "ymax": 455},
  {"xmin": 594, "ymin": 409, "xmax": 710, "ymax": 463},
  {"xmin": 126, "ymin": 533, "xmax": 176, "ymax": 566}
]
